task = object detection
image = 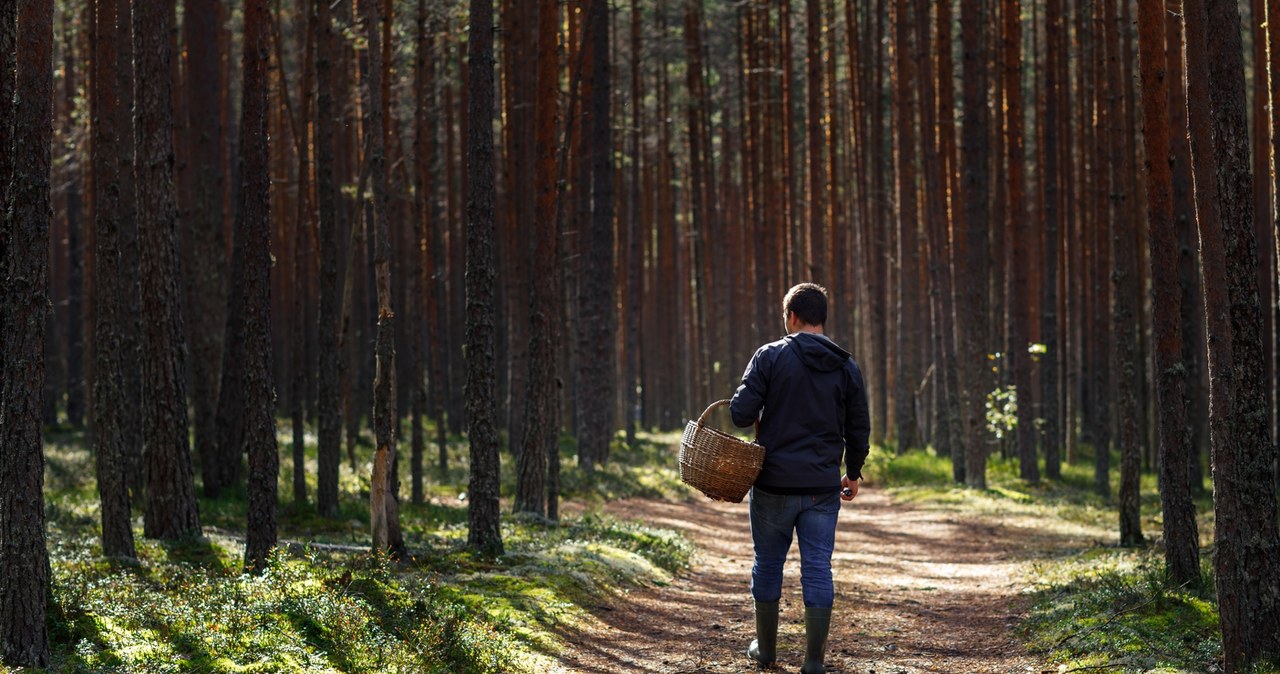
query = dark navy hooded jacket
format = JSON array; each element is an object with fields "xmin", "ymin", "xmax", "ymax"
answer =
[{"xmin": 729, "ymin": 332, "xmax": 871, "ymax": 494}]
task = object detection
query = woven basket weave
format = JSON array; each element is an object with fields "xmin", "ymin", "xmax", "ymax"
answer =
[{"xmin": 679, "ymin": 400, "xmax": 764, "ymax": 503}]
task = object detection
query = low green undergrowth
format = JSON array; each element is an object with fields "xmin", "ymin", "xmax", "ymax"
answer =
[
  {"xmin": 1020, "ymin": 548, "xmax": 1222, "ymax": 674},
  {"xmin": 34, "ymin": 425, "xmax": 695, "ymax": 673}
]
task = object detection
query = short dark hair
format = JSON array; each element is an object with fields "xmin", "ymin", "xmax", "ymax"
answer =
[{"xmin": 783, "ymin": 283, "xmax": 828, "ymax": 327}]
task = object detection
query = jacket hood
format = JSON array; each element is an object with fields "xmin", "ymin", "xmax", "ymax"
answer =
[{"xmin": 785, "ymin": 332, "xmax": 851, "ymax": 372}]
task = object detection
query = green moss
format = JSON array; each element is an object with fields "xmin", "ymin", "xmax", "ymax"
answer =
[
  {"xmin": 39, "ymin": 425, "xmax": 694, "ymax": 673},
  {"xmin": 1021, "ymin": 549, "xmax": 1221, "ymax": 673}
]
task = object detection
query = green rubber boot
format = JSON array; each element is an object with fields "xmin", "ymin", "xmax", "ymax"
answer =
[
  {"xmin": 800, "ymin": 606, "xmax": 832, "ymax": 674},
  {"xmin": 746, "ymin": 600, "xmax": 779, "ymax": 668}
]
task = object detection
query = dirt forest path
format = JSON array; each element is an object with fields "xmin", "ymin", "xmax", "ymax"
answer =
[{"xmin": 554, "ymin": 487, "xmax": 1055, "ymax": 674}]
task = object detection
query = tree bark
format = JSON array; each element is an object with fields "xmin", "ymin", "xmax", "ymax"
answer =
[
  {"xmin": 1191, "ymin": 0, "xmax": 1280, "ymax": 665},
  {"xmin": 574, "ymin": 0, "xmax": 617, "ymax": 471},
  {"xmin": 960, "ymin": 0, "xmax": 992, "ymax": 488},
  {"xmin": 136, "ymin": 0, "xmax": 201, "ymax": 541},
  {"xmin": 1104, "ymin": 0, "xmax": 1141, "ymax": 547},
  {"xmin": 1040, "ymin": 0, "xmax": 1064, "ymax": 481},
  {"xmin": 1165, "ymin": 0, "xmax": 1206, "ymax": 496},
  {"xmin": 239, "ymin": 0, "xmax": 278, "ymax": 573},
  {"xmin": 363, "ymin": 0, "xmax": 404, "ymax": 558},
  {"xmin": 62, "ymin": 13, "xmax": 85, "ymax": 429},
  {"xmin": 892, "ymin": 0, "xmax": 920, "ymax": 454},
  {"xmin": 90, "ymin": 0, "xmax": 137, "ymax": 561},
  {"xmin": 1003, "ymin": 0, "xmax": 1036, "ymax": 482},
  {"xmin": 183, "ymin": 0, "xmax": 228, "ymax": 497},
  {"xmin": 314, "ymin": 0, "xmax": 342, "ymax": 518},
  {"xmin": 515, "ymin": 0, "xmax": 560, "ymax": 517},
  {"xmin": 1137, "ymin": 0, "xmax": 1198, "ymax": 586},
  {"xmin": 465, "ymin": 0, "xmax": 503, "ymax": 555},
  {"xmin": 0, "ymin": 0, "xmax": 51, "ymax": 665}
]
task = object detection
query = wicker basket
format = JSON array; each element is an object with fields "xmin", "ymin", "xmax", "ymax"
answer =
[{"xmin": 679, "ymin": 400, "xmax": 765, "ymax": 503}]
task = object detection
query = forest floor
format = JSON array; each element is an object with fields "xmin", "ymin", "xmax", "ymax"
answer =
[{"xmin": 554, "ymin": 487, "xmax": 1079, "ymax": 674}]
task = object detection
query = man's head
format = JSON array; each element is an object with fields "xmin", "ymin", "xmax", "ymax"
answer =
[{"xmin": 783, "ymin": 283, "xmax": 828, "ymax": 329}]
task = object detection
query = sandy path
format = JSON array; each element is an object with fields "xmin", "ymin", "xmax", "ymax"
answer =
[{"xmin": 554, "ymin": 488, "xmax": 1051, "ymax": 674}]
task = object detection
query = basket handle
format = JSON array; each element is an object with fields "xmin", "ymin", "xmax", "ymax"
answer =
[{"xmin": 696, "ymin": 399, "xmax": 760, "ymax": 437}]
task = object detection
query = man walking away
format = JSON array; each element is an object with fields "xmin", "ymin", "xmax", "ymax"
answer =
[{"xmin": 729, "ymin": 283, "xmax": 872, "ymax": 673}]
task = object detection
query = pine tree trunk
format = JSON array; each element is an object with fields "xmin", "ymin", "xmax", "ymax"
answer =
[
  {"xmin": 0, "ymin": 0, "xmax": 52, "ymax": 664},
  {"xmin": 286, "ymin": 0, "xmax": 315, "ymax": 509},
  {"xmin": 1103, "ymin": 0, "xmax": 1141, "ymax": 546},
  {"xmin": 1003, "ymin": 0, "xmax": 1036, "ymax": 482},
  {"xmin": 425, "ymin": 26, "xmax": 451, "ymax": 477},
  {"xmin": 314, "ymin": 0, "xmax": 342, "ymax": 518},
  {"xmin": 1040, "ymin": 0, "xmax": 1064, "ymax": 481},
  {"xmin": 90, "ymin": 0, "xmax": 136, "ymax": 561},
  {"xmin": 240, "ymin": 0, "xmax": 278, "ymax": 573},
  {"xmin": 805, "ymin": 0, "xmax": 825, "ymax": 283},
  {"xmin": 959, "ymin": 0, "xmax": 992, "ymax": 488},
  {"xmin": 135, "ymin": 0, "xmax": 201, "ymax": 541},
  {"xmin": 465, "ymin": 0, "xmax": 503, "ymax": 556},
  {"xmin": 1165, "ymin": 1, "xmax": 1206, "ymax": 496},
  {"xmin": 363, "ymin": 0, "xmax": 404, "ymax": 558},
  {"xmin": 1137, "ymin": 0, "xmax": 1198, "ymax": 586},
  {"xmin": 62, "ymin": 16, "xmax": 85, "ymax": 429},
  {"xmin": 515, "ymin": 0, "xmax": 561, "ymax": 517},
  {"xmin": 184, "ymin": 0, "xmax": 228, "ymax": 497},
  {"xmin": 624, "ymin": 0, "xmax": 641, "ymax": 447},
  {"xmin": 1191, "ymin": 0, "xmax": 1280, "ymax": 665},
  {"xmin": 575, "ymin": 0, "xmax": 616, "ymax": 471},
  {"xmin": 892, "ymin": 0, "xmax": 920, "ymax": 454}
]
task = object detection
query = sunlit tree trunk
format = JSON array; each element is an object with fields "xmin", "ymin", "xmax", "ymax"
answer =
[{"xmin": 1187, "ymin": 0, "xmax": 1280, "ymax": 665}]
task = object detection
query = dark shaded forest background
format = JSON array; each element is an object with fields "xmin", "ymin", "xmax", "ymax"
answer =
[{"xmin": 4, "ymin": 0, "xmax": 1280, "ymax": 669}]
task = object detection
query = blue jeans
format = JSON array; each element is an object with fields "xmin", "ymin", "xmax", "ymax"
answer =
[{"xmin": 749, "ymin": 487, "xmax": 840, "ymax": 608}]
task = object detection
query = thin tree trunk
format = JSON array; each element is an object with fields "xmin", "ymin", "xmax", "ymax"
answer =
[
  {"xmin": 624, "ymin": 0, "xmax": 641, "ymax": 447},
  {"xmin": 289, "ymin": 0, "xmax": 314, "ymax": 508},
  {"xmin": 575, "ymin": 0, "xmax": 616, "ymax": 471},
  {"xmin": 1004, "ymin": 0, "xmax": 1036, "ymax": 482},
  {"xmin": 465, "ymin": 0, "xmax": 503, "ymax": 556},
  {"xmin": 1137, "ymin": 0, "xmax": 1198, "ymax": 586},
  {"xmin": 184, "ymin": 0, "xmax": 228, "ymax": 497},
  {"xmin": 515, "ymin": 0, "xmax": 560, "ymax": 517},
  {"xmin": 90, "ymin": 0, "xmax": 136, "ymax": 561},
  {"xmin": 136, "ymin": 0, "xmax": 201, "ymax": 541},
  {"xmin": 1104, "ymin": 0, "xmax": 1141, "ymax": 547},
  {"xmin": 314, "ymin": 0, "xmax": 342, "ymax": 518},
  {"xmin": 240, "ymin": 0, "xmax": 278, "ymax": 572},
  {"xmin": 960, "ymin": 0, "xmax": 992, "ymax": 488},
  {"xmin": 62, "ymin": 13, "xmax": 85, "ymax": 429},
  {"xmin": 1040, "ymin": 0, "xmax": 1063, "ymax": 481},
  {"xmin": 363, "ymin": 0, "xmax": 404, "ymax": 558},
  {"xmin": 0, "ymin": 0, "xmax": 52, "ymax": 664},
  {"xmin": 892, "ymin": 0, "xmax": 920, "ymax": 454}
]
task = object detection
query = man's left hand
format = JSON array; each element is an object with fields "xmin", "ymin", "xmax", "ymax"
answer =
[{"xmin": 840, "ymin": 475, "xmax": 859, "ymax": 501}]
